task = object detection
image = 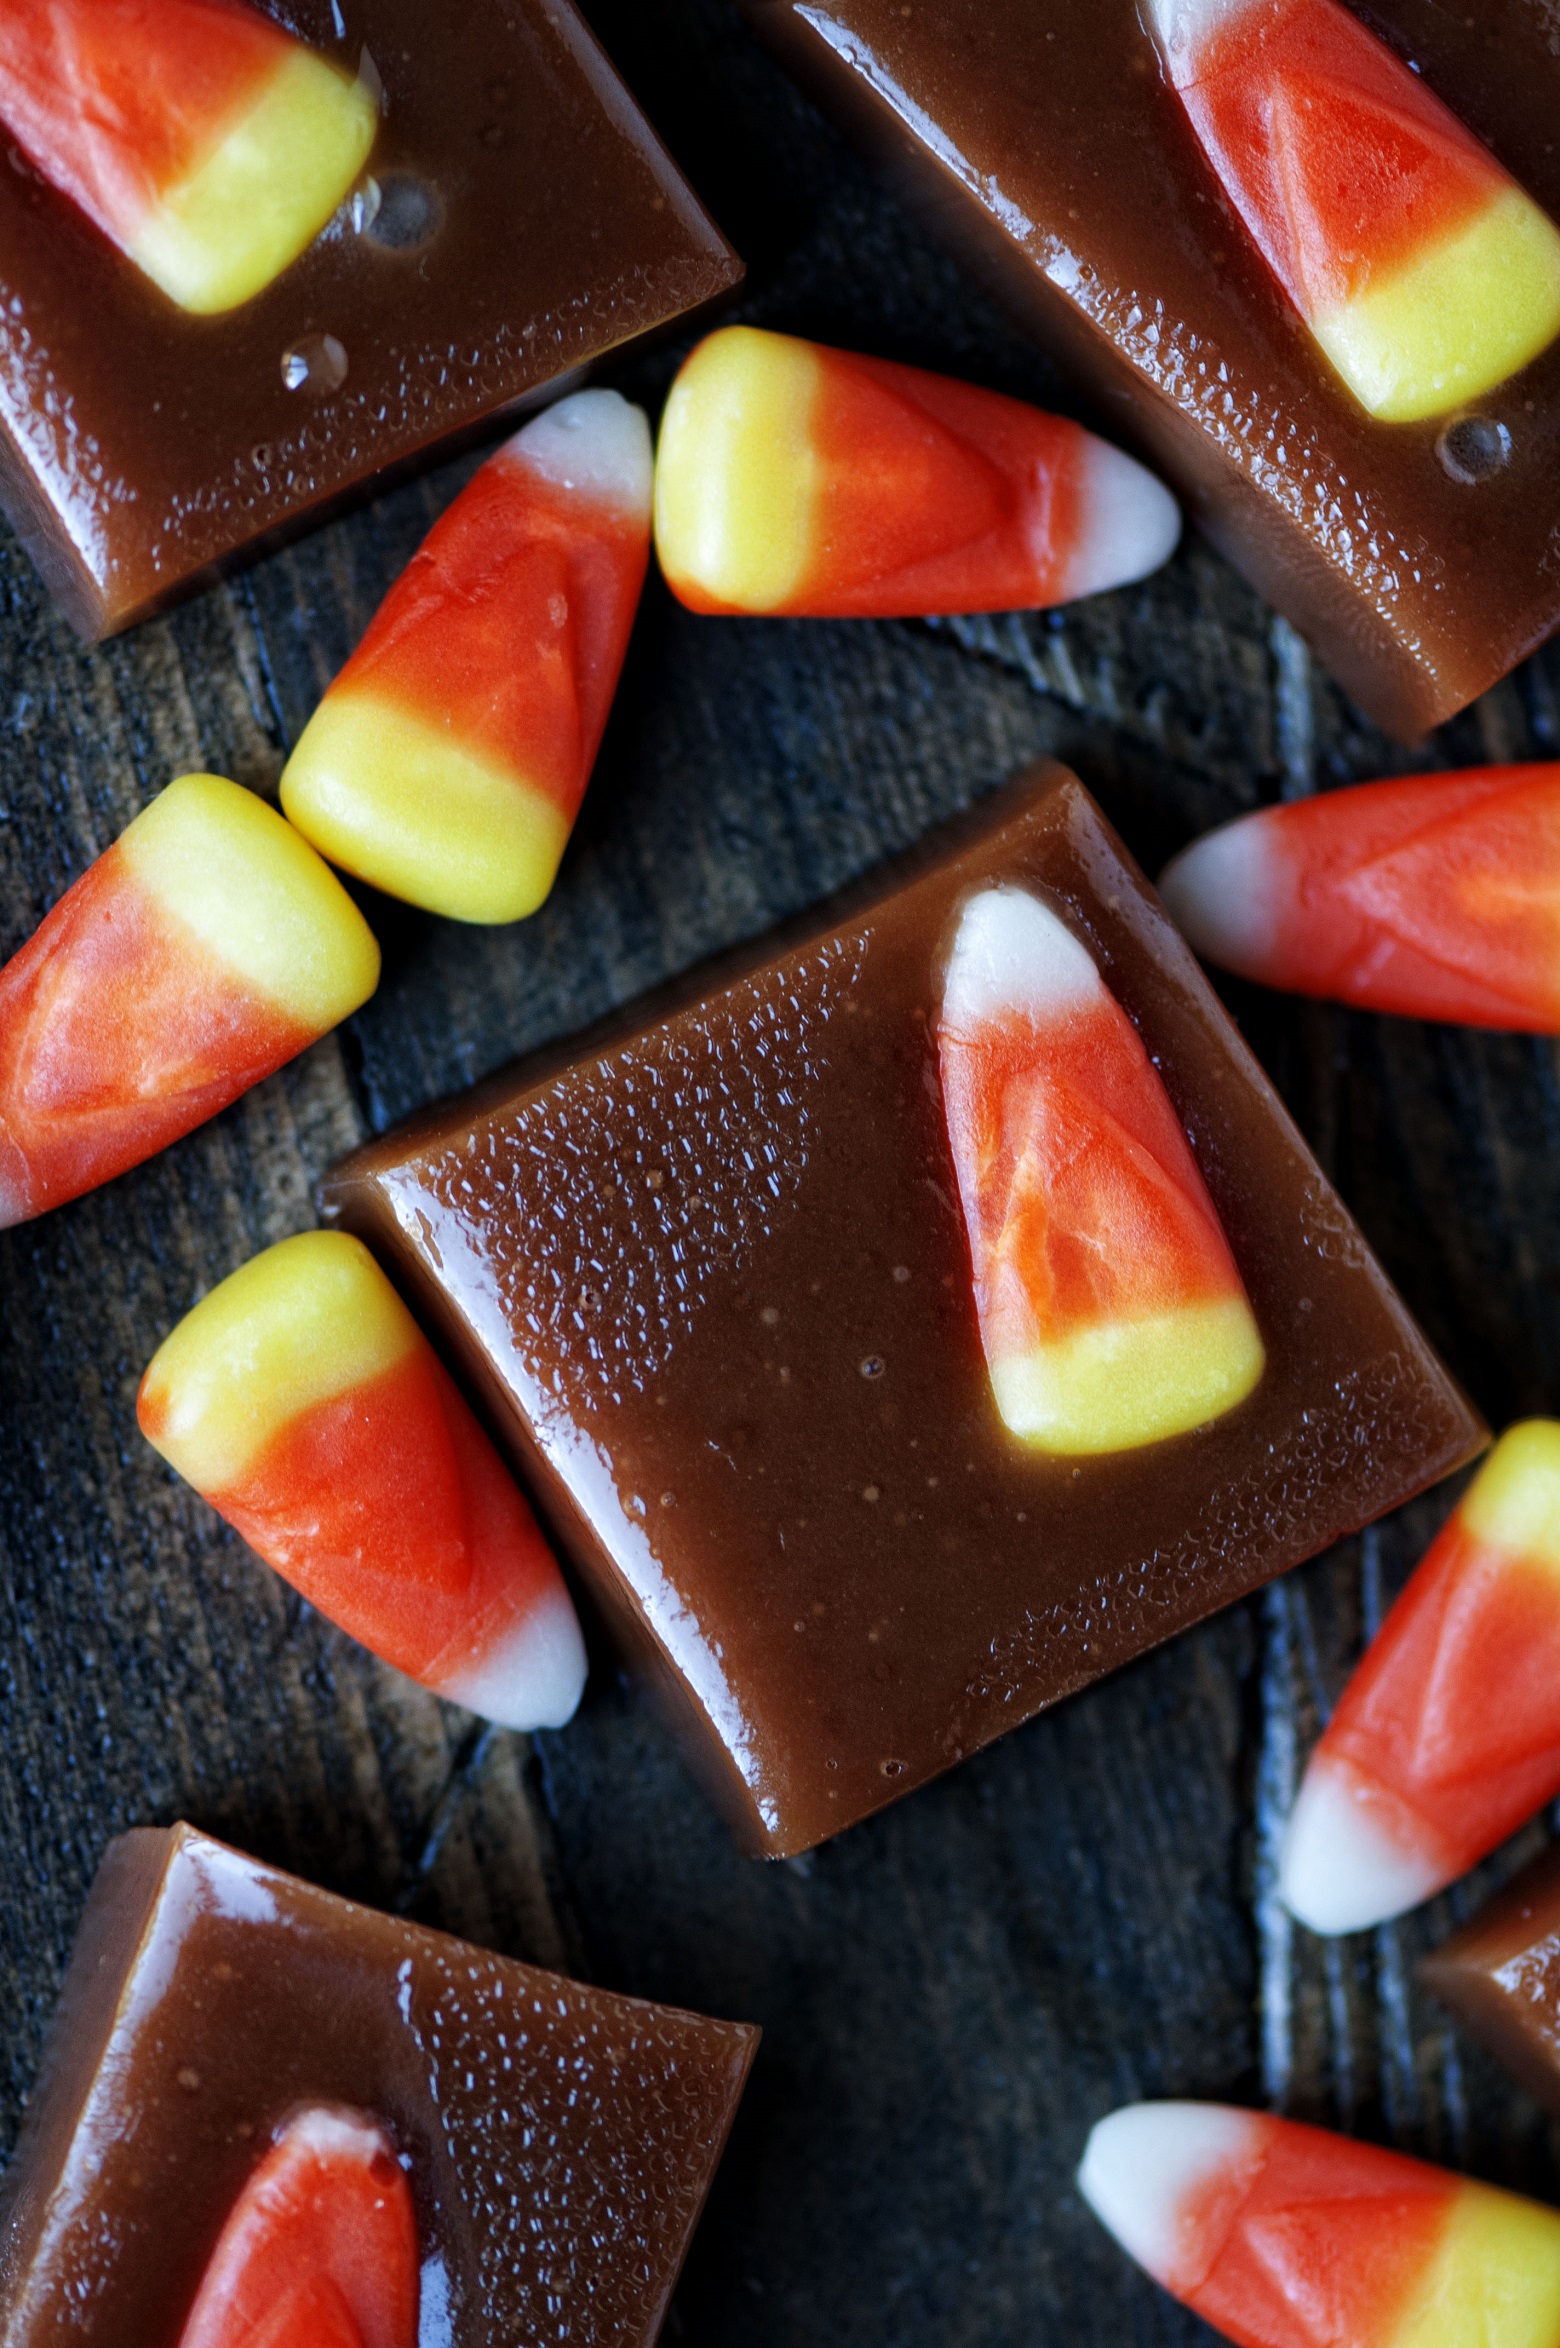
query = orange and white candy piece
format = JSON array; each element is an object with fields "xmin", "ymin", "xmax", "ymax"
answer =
[
  {"xmin": 1080, "ymin": 2101, "xmax": 1560, "ymax": 2348},
  {"xmin": 0, "ymin": 773, "xmax": 379, "ymax": 1230},
  {"xmin": 1146, "ymin": 0, "xmax": 1560, "ymax": 420},
  {"xmin": 0, "ymin": 0, "xmax": 377, "ymax": 315},
  {"xmin": 653, "ymin": 326, "xmax": 1180, "ymax": 618},
  {"xmin": 1160, "ymin": 767, "xmax": 1560, "ymax": 1031},
  {"xmin": 139, "ymin": 1231, "xmax": 587, "ymax": 1730},
  {"xmin": 937, "ymin": 887, "xmax": 1264, "ymax": 1454},
  {"xmin": 1282, "ymin": 1420, "xmax": 1560, "ymax": 1935},
  {"xmin": 179, "ymin": 2106, "xmax": 417, "ymax": 2348},
  {"xmin": 281, "ymin": 389, "xmax": 653, "ymax": 926}
]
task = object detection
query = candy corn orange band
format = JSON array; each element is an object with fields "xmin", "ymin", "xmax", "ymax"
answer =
[
  {"xmin": 1147, "ymin": 0, "xmax": 1560, "ymax": 419},
  {"xmin": 1080, "ymin": 2102, "xmax": 1560, "ymax": 2348},
  {"xmin": 178, "ymin": 2107, "xmax": 417, "ymax": 2348},
  {"xmin": 1160, "ymin": 765, "xmax": 1560, "ymax": 1030},
  {"xmin": 938, "ymin": 887, "xmax": 1263, "ymax": 1454},
  {"xmin": 138, "ymin": 1231, "xmax": 587, "ymax": 1731},
  {"xmin": 1282, "ymin": 1419, "xmax": 1560, "ymax": 1933},
  {"xmin": 282, "ymin": 390, "xmax": 654, "ymax": 926},
  {"xmin": 654, "ymin": 326, "xmax": 1179, "ymax": 618},
  {"xmin": 0, "ymin": 0, "xmax": 377, "ymax": 313},
  {"xmin": 0, "ymin": 773, "xmax": 379, "ymax": 1229}
]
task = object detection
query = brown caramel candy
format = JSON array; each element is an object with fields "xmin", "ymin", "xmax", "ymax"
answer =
[
  {"xmin": 0, "ymin": 1823, "xmax": 757, "ymax": 2346},
  {"xmin": 320, "ymin": 765, "xmax": 1485, "ymax": 1859},
  {"xmin": 0, "ymin": 0, "xmax": 740, "ymax": 638},
  {"xmin": 1422, "ymin": 1845, "xmax": 1560, "ymax": 2114}
]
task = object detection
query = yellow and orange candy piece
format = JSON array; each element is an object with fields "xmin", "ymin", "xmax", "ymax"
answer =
[
  {"xmin": 0, "ymin": 773, "xmax": 379, "ymax": 1229},
  {"xmin": 1160, "ymin": 765, "xmax": 1560, "ymax": 1031},
  {"xmin": 653, "ymin": 326, "xmax": 1180, "ymax": 618},
  {"xmin": 138, "ymin": 1230, "xmax": 587, "ymax": 1731},
  {"xmin": 1146, "ymin": 0, "xmax": 1560, "ymax": 420},
  {"xmin": 937, "ymin": 886, "xmax": 1264, "ymax": 1454},
  {"xmin": 0, "ymin": 0, "xmax": 377, "ymax": 314},
  {"xmin": 281, "ymin": 388, "xmax": 654, "ymax": 926},
  {"xmin": 1079, "ymin": 2101, "xmax": 1560, "ymax": 2348},
  {"xmin": 178, "ymin": 2107, "xmax": 417, "ymax": 2348},
  {"xmin": 1281, "ymin": 1420, "xmax": 1560, "ymax": 1934}
]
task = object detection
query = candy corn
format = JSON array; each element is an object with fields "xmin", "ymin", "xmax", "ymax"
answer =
[
  {"xmin": 937, "ymin": 887, "xmax": 1264, "ymax": 1454},
  {"xmin": 281, "ymin": 390, "xmax": 653, "ymax": 927},
  {"xmin": 138, "ymin": 1230, "xmax": 586, "ymax": 1730},
  {"xmin": 0, "ymin": 0, "xmax": 377, "ymax": 315},
  {"xmin": 1159, "ymin": 767, "xmax": 1560, "ymax": 1030},
  {"xmin": 1145, "ymin": 0, "xmax": 1560, "ymax": 420},
  {"xmin": 1282, "ymin": 1421, "xmax": 1560, "ymax": 1935},
  {"xmin": 0, "ymin": 774, "xmax": 379, "ymax": 1230},
  {"xmin": 653, "ymin": 325, "xmax": 1180, "ymax": 618},
  {"xmin": 1079, "ymin": 2101, "xmax": 1560, "ymax": 2348},
  {"xmin": 179, "ymin": 2107, "xmax": 417, "ymax": 2348}
]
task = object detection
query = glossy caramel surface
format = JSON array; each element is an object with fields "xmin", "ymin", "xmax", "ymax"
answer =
[
  {"xmin": 322, "ymin": 769, "xmax": 1484, "ymax": 1857},
  {"xmin": 1422, "ymin": 1845, "xmax": 1560, "ymax": 2116},
  {"xmin": 0, "ymin": 0, "xmax": 739, "ymax": 636}
]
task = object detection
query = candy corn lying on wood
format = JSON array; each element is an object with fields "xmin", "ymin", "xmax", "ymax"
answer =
[
  {"xmin": 653, "ymin": 326, "xmax": 1180, "ymax": 618},
  {"xmin": 0, "ymin": 773, "xmax": 379, "ymax": 1230},
  {"xmin": 1159, "ymin": 767, "xmax": 1560, "ymax": 1030},
  {"xmin": 1145, "ymin": 0, "xmax": 1560, "ymax": 421},
  {"xmin": 179, "ymin": 2107, "xmax": 417, "ymax": 2348},
  {"xmin": 1079, "ymin": 2101, "xmax": 1560, "ymax": 2348},
  {"xmin": 1282, "ymin": 1421, "xmax": 1560, "ymax": 1934},
  {"xmin": 0, "ymin": 0, "xmax": 377, "ymax": 315},
  {"xmin": 281, "ymin": 390, "xmax": 653, "ymax": 926},
  {"xmin": 937, "ymin": 887, "xmax": 1264, "ymax": 1454},
  {"xmin": 138, "ymin": 1231, "xmax": 587, "ymax": 1730}
]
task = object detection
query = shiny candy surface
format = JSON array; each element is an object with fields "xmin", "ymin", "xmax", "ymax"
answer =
[
  {"xmin": 281, "ymin": 390, "xmax": 653, "ymax": 924},
  {"xmin": 1160, "ymin": 767, "xmax": 1560, "ymax": 1030},
  {"xmin": 1080, "ymin": 2102, "xmax": 1560, "ymax": 2348},
  {"xmin": 1282, "ymin": 1420, "xmax": 1560, "ymax": 1934},
  {"xmin": 1145, "ymin": 0, "xmax": 1560, "ymax": 418},
  {"xmin": 178, "ymin": 2108, "xmax": 417, "ymax": 2348},
  {"xmin": 938, "ymin": 887, "xmax": 1264, "ymax": 1453},
  {"xmin": 0, "ymin": 0, "xmax": 376, "ymax": 314},
  {"xmin": 138, "ymin": 1231, "xmax": 587, "ymax": 1730},
  {"xmin": 0, "ymin": 773, "xmax": 379, "ymax": 1229},
  {"xmin": 653, "ymin": 325, "xmax": 1179, "ymax": 617}
]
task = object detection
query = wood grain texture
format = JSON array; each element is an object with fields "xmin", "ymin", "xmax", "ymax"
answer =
[{"xmin": 2, "ymin": 1, "xmax": 1560, "ymax": 2343}]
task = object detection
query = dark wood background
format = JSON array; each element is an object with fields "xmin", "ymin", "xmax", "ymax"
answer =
[{"xmin": 5, "ymin": 3, "xmax": 1560, "ymax": 2341}]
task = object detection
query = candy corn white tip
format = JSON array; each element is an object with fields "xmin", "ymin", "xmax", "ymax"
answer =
[
  {"xmin": 1064, "ymin": 439, "xmax": 1181, "ymax": 601},
  {"xmin": 278, "ymin": 2106, "xmax": 394, "ymax": 2164},
  {"xmin": 511, "ymin": 389, "xmax": 654, "ymax": 518},
  {"xmin": 1158, "ymin": 818, "xmax": 1278, "ymax": 981},
  {"xmin": 1077, "ymin": 2102, "xmax": 1265, "ymax": 2284},
  {"xmin": 438, "ymin": 1584, "xmax": 588, "ymax": 1731},
  {"xmin": 943, "ymin": 887, "xmax": 1102, "ymax": 1031},
  {"xmin": 1280, "ymin": 1756, "xmax": 1447, "ymax": 1934}
]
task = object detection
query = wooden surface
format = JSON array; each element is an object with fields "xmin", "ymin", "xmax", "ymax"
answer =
[{"xmin": 4, "ymin": 2, "xmax": 1560, "ymax": 2341}]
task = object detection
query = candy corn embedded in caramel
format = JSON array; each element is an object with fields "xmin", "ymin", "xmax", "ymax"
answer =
[
  {"xmin": 1282, "ymin": 1421, "xmax": 1560, "ymax": 1935},
  {"xmin": 653, "ymin": 326, "xmax": 1180, "ymax": 618},
  {"xmin": 178, "ymin": 2107, "xmax": 417, "ymax": 2348},
  {"xmin": 0, "ymin": 0, "xmax": 377, "ymax": 315},
  {"xmin": 1146, "ymin": 0, "xmax": 1560, "ymax": 420},
  {"xmin": 937, "ymin": 887, "xmax": 1264, "ymax": 1454},
  {"xmin": 0, "ymin": 774, "xmax": 379, "ymax": 1230},
  {"xmin": 281, "ymin": 390, "xmax": 653, "ymax": 926},
  {"xmin": 1159, "ymin": 767, "xmax": 1560, "ymax": 1030},
  {"xmin": 1079, "ymin": 2101, "xmax": 1560, "ymax": 2348},
  {"xmin": 138, "ymin": 1231, "xmax": 587, "ymax": 1730}
]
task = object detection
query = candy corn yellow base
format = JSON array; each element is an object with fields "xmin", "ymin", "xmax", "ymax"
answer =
[
  {"xmin": 129, "ymin": 48, "xmax": 376, "ymax": 315},
  {"xmin": 1314, "ymin": 189, "xmax": 1560, "ymax": 422},
  {"xmin": 989, "ymin": 1296, "xmax": 1265, "ymax": 1454},
  {"xmin": 119, "ymin": 773, "xmax": 380, "ymax": 1030},
  {"xmin": 1460, "ymin": 1419, "xmax": 1560, "ymax": 1563},
  {"xmin": 282, "ymin": 693, "xmax": 572, "ymax": 926},
  {"xmin": 140, "ymin": 1231, "xmax": 417, "ymax": 1492},
  {"xmin": 654, "ymin": 326, "xmax": 822, "ymax": 612},
  {"xmin": 1393, "ymin": 2183, "xmax": 1560, "ymax": 2348}
]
